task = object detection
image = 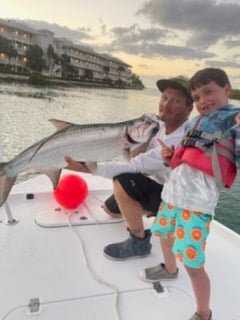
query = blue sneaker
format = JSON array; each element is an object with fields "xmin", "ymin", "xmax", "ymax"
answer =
[{"xmin": 103, "ymin": 230, "xmax": 152, "ymax": 260}]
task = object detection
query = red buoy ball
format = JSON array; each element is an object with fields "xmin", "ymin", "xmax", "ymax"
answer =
[{"xmin": 54, "ymin": 174, "xmax": 88, "ymax": 209}]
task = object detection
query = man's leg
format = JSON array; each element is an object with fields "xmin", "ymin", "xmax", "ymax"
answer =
[
  {"xmin": 114, "ymin": 179, "xmax": 145, "ymax": 238},
  {"xmin": 103, "ymin": 173, "xmax": 162, "ymax": 259},
  {"xmin": 101, "ymin": 194, "xmax": 121, "ymax": 218}
]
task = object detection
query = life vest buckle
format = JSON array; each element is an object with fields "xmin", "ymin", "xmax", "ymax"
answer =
[
  {"xmin": 181, "ymin": 138, "xmax": 197, "ymax": 147},
  {"xmin": 186, "ymin": 129, "xmax": 203, "ymax": 138}
]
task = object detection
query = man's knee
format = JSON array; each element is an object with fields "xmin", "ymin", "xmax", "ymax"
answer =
[{"xmin": 113, "ymin": 178, "xmax": 130, "ymax": 202}]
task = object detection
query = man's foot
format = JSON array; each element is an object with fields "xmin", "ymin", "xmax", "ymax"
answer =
[
  {"xmin": 139, "ymin": 263, "xmax": 178, "ymax": 282},
  {"xmin": 103, "ymin": 230, "xmax": 152, "ymax": 260}
]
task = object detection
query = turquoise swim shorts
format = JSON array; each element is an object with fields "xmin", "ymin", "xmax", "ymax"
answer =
[{"xmin": 151, "ymin": 200, "xmax": 212, "ymax": 269}]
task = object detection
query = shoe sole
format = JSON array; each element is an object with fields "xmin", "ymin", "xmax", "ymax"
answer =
[
  {"xmin": 103, "ymin": 252, "xmax": 151, "ymax": 261},
  {"xmin": 138, "ymin": 270, "xmax": 177, "ymax": 283}
]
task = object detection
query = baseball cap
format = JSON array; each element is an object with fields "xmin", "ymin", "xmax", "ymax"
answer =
[{"xmin": 156, "ymin": 77, "xmax": 193, "ymax": 104}]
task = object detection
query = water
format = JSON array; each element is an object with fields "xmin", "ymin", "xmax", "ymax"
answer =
[{"xmin": 0, "ymin": 82, "xmax": 240, "ymax": 234}]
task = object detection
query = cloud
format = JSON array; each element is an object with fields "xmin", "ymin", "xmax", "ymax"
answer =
[
  {"xmin": 96, "ymin": 23, "xmax": 214, "ymax": 60},
  {"xmin": 93, "ymin": 0, "xmax": 240, "ymax": 63},
  {"xmin": 110, "ymin": 24, "xmax": 167, "ymax": 43},
  {"xmin": 22, "ymin": 19, "xmax": 93, "ymax": 42},
  {"xmin": 137, "ymin": 0, "xmax": 240, "ymax": 49},
  {"xmin": 225, "ymin": 39, "xmax": 240, "ymax": 49},
  {"xmin": 205, "ymin": 59, "xmax": 240, "ymax": 69},
  {"xmin": 16, "ymin": 1, "xmax": 240, "ymax": 74}
]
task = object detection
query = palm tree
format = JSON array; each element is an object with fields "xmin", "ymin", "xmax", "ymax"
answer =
[
  {"xmin": 117, "ymin": 65, "xmax": 125, "ymax": 81},
  {"xmin": 0, "ymin": 35, "xmax": 18, "ymax": 71},
  {"xmin": 47, "ymin": 44, "xmax": 60, "ymax": 76},
  {"xmin": 103, "ymin": 66, "xmax": 110, "ymax": 78}
]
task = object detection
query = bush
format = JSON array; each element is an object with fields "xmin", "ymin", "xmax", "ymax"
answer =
[{"xmin": 28, "ymin": 73, "xmax": 50, "ymax": 86}]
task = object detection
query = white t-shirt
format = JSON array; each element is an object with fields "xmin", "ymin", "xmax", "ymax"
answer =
[{"xmin": 162, "ymin": 163, "xmax": 219, "ymax": 215}]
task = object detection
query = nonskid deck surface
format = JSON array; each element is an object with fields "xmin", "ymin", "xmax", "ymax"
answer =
[{"xmin": 0, "ymin": 172, "xmax": 239, "ymax": 320}]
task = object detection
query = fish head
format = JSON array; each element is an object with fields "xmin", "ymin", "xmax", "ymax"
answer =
[{"xmin": 126, "ymin": 113, "xmax": 160, "ymax": 145}]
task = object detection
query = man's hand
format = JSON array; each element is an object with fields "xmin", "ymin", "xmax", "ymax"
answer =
[
  {"xmin": 130, "ymin": 141, "xmax": 149, "ymax": 158},
  {"xmin": 64, "ymin": 156, "xmax": 91, "ymax": 173},
  {"xmin": 130, "ymin": 135, "xmax": 152, "ymax": 158},
  {"xmin": 158, "ymin": 139, "xmax": 175, "ymax": 166}
]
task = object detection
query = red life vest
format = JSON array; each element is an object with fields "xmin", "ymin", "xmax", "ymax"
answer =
[{"xmin": 171, "ymin": 131, "xmax": 237, "ymax": 189}]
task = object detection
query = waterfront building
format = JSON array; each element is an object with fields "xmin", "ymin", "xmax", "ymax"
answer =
[{"xmin": 0, "ymin": 18, "xmax": 132, "ymax": 84}]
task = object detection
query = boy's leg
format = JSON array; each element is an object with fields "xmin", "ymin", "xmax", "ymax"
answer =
[
  {"xmin": 140, "ymin": 202, "xmax": 178, "ymax": 281},
  {"xmin": 139, "ymin": 236, "xmax": 178, "ymax": 282},
  {"xmin": 185, "ymin": 266, "xmax": 211, "ymax": 320},
  {"xmin": 160, "ymin": 237, "xmax": 177, "ymax": 273},
  {"xmin": 140, "ymin": 202, "xmax": 212, "ymax": 319},
  {"xmin": 172, "ymin": 208, "xmax": 212, "ymax": 320}
]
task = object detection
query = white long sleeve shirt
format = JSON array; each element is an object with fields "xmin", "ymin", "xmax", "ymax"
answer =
[{"xmin": 90, "ymin": 120, "xmax": 189, "ymax": 185}]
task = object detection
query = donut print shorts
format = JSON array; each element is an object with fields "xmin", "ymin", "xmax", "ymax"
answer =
[{"xmin": 151, "ymin": 200, "xmax": 212, "ymax": 269}]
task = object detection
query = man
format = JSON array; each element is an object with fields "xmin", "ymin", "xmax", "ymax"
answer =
[{"xmin": 65, "ymin": 78, "xmax": 193, "ymax": 260}]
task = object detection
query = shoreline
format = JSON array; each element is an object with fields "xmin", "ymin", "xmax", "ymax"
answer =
[{"xmin": 0, "ymin": 72, "xmax": 144, "ymax": 90}]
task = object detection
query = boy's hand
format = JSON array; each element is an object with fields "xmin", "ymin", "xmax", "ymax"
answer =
[{"xmin": 158, "ymin": 139, "xmax": 175, "ymax": 166}]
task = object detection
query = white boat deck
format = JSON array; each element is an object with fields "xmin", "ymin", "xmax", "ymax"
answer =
[{"xmin": 0, "ymin": 172, "xmax": 240, "ymax": 320}]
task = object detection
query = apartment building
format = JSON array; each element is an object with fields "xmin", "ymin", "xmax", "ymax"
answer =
[{"xmin": 0, "ymin": 18, "xmax": 132, "ymax": 84}]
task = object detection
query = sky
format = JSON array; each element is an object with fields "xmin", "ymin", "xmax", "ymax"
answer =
[{"xmin": 2, "ymin": 0, "xmax": 240, "ymax": 88}]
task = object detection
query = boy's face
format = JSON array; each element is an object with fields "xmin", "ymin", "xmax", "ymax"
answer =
[{"xmin": 190, "ymin": 81, "xmax": 232, "ymax": 115}]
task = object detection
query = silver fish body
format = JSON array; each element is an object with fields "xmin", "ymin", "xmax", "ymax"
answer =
[{"xmin": 0, "ymin": 113, "xmax": 159, "ymax": 206}]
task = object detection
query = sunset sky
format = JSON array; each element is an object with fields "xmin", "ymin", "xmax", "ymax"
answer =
[{"xmin": 2, "ymin": 0, "xmax": 240, "ymax": 88}]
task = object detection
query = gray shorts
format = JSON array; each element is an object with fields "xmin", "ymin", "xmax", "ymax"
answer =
[{"xmin": 104, "ymin": 173, "xmax": 163, "ymax": 216}]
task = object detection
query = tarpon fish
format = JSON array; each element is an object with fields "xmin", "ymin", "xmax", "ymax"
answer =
[{"xmin": 0, "ymin": 113, "xmax": 159, "ymax": 206}]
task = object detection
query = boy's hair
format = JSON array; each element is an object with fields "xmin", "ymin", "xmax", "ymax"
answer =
[{"xmin": 189, "ymin": 68, "xmax": 231, "ymax": 92}]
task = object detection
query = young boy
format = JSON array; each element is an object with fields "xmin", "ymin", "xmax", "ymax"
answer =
[{"xmin": 139, "ymin": 68, "xmax": 240, "ymax": 320}]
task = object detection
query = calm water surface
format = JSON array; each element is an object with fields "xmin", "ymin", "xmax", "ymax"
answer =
[{"xmin": 0, "ymin": 82, "xmax": 240, "ymax": 234}]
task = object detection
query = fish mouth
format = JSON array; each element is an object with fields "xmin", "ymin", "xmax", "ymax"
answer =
[
  {"xmin": 126, "ymin": 121, "xmax": 159, "ymax": 144},
  {"xmin": 126, "ymin": 133, "xmax": 139, "ymax": 144},
  {"xmin": 151, "ymin": 125, "xmax": 159, "ymax": 136}
]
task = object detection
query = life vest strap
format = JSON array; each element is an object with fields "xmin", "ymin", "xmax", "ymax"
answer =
[
  {"xmin": 212, "ymin": 144, "xmax": 223, "ymax": 189},
  {"xmin": 182, "ymin": 138, "xmax": 213, "ymax": 149},
  {"xmin": 180, "ymin": 129, "xmax": 236, "ymax": 189},
  {"xmin": 216, "ymin": 147, "xmax": 235, "ymax": 163},
  {"xmin": 186, "ymin": 129, "xmax": 222, "ymax": 141}
]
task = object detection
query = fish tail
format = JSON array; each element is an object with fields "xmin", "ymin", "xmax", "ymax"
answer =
[{"xmin": 0, "ymin": 163, "xmax": 17, "ymax": 207}]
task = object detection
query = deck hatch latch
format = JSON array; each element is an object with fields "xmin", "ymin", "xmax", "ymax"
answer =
[
  {"xmin": 28, "ymin": 297, "xmax": 40, "ymax": 314},
  {"xmin": 153, "ymin": 282, "xmax": 164, "ymax": 293}
]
